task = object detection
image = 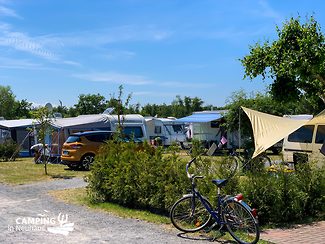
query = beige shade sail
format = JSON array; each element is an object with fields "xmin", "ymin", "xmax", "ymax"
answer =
[
  {"xmin": 306, "ymin": 109, "xmax": 325, "ymax": 125},
  {"xmin": 241, "ymin": 107, "xmax": 309, "ymax": 158}
]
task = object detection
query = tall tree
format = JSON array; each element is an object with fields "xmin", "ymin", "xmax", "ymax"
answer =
[
  {"xmin": 241, "ymin": 16, "xmax": 325, "ymax": 107},
  {"xmin": 74, "ymin": 93, "xmax": 107, "ymax": 115},
  {"xmin": 15, "ymin": 99, "xmax": 32, "ymax": 118},
  {"xmin": 0, "ymin": 85, "xmax": 16, "ymax": 119}
]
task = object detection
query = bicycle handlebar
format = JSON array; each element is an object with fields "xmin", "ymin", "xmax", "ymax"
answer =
[{"xmin": 186, "ymin": 157, "xmax": 204, "ymax": 180}]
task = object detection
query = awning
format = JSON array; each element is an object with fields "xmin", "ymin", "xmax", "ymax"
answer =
[
  {"xmin": 51, "ymin": 114, "xmax": 110, "ymax": 128},
  {"xmin": 242, "ymin": 107, "xmax": 309, "ymax": 158},
  {"xmin": 0, "ymin": 119, "xmax": 36, "ymax": 129},
  {"xmin": 176, "ymin": 112, "xmax": 223, "ymax": 123}
]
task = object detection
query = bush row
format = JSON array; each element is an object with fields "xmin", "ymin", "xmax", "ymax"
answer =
[
  {"xmin": 87, "ymin": 141, "xmax": 325, "ymax": 224},
  {"xmin": 0, "ymin": 140, "xmax": 18, "ymax": 161}
]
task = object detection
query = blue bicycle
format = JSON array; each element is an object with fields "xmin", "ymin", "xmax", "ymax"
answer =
[{"xmin": 170, "ymin": 157, "xmax": 260, "ymax": 244}]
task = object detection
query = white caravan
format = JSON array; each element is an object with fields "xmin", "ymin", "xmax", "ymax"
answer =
[{"xmin": 145, "ymin": 117, "xmax": 186, "ymax": 146}]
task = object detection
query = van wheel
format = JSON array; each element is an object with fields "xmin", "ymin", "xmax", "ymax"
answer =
[{"xmin": 81, "ymin": 154, "xmax": 94, "ymax": 170}]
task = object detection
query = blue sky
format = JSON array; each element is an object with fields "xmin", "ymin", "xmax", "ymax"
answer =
[{"xmin": 0, "ymin": 0, "xmax": 324, "ymax": 108}]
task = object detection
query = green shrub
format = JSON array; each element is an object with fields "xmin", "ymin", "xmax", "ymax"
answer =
[
  {"xmin": 0, "ymin": 140, "xmax": 19, "ymax": 161},
  {"xmin": 87, "ymin": 141, "xmax": 325, "ymax": 224},
  {"xmin": 239, "ymin": 163, "xmax": 325, "ymax": 224},
  {"xmin": 87, "ymin": 141, "xmax": 189, "ymax": 214}
]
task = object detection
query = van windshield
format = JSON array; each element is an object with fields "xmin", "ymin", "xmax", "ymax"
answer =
[
  {"xmin": 66, "ymin": 136, "xmax": 81, "ymax": 143},
  {"xmin": 288, "ymin": 125, "xmax": 314, "ymax": 143}
]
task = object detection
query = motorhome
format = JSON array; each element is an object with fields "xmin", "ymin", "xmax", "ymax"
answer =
[
  {"xmin": 282, "ymin": 114, "xmax": 325, "ymax": 164},
  {"xmin": 145, "ymin": 117, "xmax": 186, "ymax": 146}
]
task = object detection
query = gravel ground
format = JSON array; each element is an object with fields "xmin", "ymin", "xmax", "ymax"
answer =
[{"xmin": 0, "ymin": 178, "xmax": 219, "ymax": 244}]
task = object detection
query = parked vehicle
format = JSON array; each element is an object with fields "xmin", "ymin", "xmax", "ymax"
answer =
[
  {"xmin": 282, "ymin": 115, "xmax": 325, "ymax": 165},
  {"xmin": 145, "ymin": 117, "xmax": 186, "ymax": 146},
  {"xmin": 61, "ymin": 130, "xmax": 114, "ymax": 170}
]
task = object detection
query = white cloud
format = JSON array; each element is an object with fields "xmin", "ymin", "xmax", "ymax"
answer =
[
  {"xmin": 0, "ymin": 22, "xmax": 59, "ymax": 61},
  {"xmin": 0, "ymin": 57, "xmax": 53, "ymax": 70},
  {"xmin": 73, "ymin": 71, "xmax": 218, "ymax": 90},
  {"xmin": 52, "ymin": 25, "xmax": 173, "ymax": 48},
  {"xmin": 256, "ymin": 0, "xmax": 283, "ymax": 22},
  {"xmin": 62, "ymin": 60, "xmax": 82, "ymax": 67},
  {"xmin": 102, "ymin": 50, "xmax": 136, "ymax": 60},
  {"xmin": 72, "ymin": 72, "xmax": 153, "ymax": 86},
  {"xmin": 0, "ymin": 5, "xmax": 20, "ymax": 18}
]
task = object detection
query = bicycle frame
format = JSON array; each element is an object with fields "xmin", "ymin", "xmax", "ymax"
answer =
[
  {"xmin": 185, "ymin": 156, "xmax": 258, "ymax": 229},
  {"xmin": 188, "ymin": 176, "xmax": 227, "ymax": 227}
]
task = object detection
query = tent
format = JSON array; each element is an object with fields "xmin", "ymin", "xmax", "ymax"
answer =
[{"xmin": 0, "ymin": 119, "xmax": 38, "ymax": 156}]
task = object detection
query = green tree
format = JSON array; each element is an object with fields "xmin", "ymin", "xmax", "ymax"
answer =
[
  {"xmin": 0, "ymin": 85, "xmax": 16, "ymax": 119},
  {"xmin": 32, "ymin": 107, "xmax": 53, "ymax": 175},
  {"xmin": 74, "ymin": 93, "xmax": 107, "ymax": 115},
  {"xmin": 241, "ymin": 15, "xmax": 325, "ymax": 107},
  {"xmin": 15, "ymin": 99, "xmax": 32, "ymax": 118},
  {"xmin": 224, "ymin": 89, "xmax": 318, "ymax": 147}
]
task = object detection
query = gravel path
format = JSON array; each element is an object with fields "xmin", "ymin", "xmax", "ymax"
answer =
[{"xmin": 0, "ymin": 178, "xmax": 219, "ymax": 244}]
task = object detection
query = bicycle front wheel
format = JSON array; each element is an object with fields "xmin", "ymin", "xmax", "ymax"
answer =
[
  {"xmin": 170, "ymin": 195, "xmax": 212, "ymax": 232},
  {"xmin": 223, "ymin": 200, "xmax": 259, "ymax": 244}
]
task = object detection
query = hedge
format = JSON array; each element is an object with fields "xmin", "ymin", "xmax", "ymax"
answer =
[{"xmin": 87, "ymin": 141, "xmax": 325, "ymax": 223}]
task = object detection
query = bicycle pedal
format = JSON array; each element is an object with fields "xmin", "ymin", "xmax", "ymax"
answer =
[
  {"xmin": 218, "ymin": 224, "xmax": 227, "ymax": 233},
  {"xmin": 204, "ymin": 222, "xmax": 219, "ymax": 233}
]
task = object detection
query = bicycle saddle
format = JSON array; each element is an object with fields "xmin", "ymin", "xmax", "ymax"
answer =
[{"xmin": 212, "ymin": 179, "xmax": 228, "ymax": 187}]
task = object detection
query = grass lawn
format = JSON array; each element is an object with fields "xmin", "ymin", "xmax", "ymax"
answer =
[
  {"xmin": 50, "ymin": 187, "xmax": 270, "ymax": 243},
  {"xmin": 50, "ymin": 187, "xmax": 171, "ymax": 225},
  {"xmin": 0, "ymin": 157, "xmax": 89, "ymax": 185}
]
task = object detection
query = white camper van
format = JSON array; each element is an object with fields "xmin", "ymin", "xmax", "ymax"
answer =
[
  {"xmin": 145, "ymin": 117, "xmax": 186, "ymax": 146},
  {"xmin": 282, "ymin": 115, "xmax": 325, "ymax": 164}
]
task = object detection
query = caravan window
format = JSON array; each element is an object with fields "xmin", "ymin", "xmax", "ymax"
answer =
[
  {"xmin": 154, "ymin": 126, "xmax": 162, "ymax": 134},
  {"xmin": 123, "ymin": 126, "xmax": 143, "ymax": 138},
  {"xmin": 172, "ymin": 125, "xmax": 183, "ymax": 133},
  {"xmin": 315, "ymin": 125, "xmax": 325, "ymax": 144},
  {"xmin": 211, "ymin": 121, "xmax": 220, "ymax": 128},
  {"xmin": 288, "ymin": 125, "xmax": 314, "ymax": 143}
]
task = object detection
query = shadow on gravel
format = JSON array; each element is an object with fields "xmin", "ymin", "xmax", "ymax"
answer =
[{"xmin": 177, "ymin": 232, "xmax": 236, "ymax": 243}]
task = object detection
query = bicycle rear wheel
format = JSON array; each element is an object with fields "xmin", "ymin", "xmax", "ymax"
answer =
[
  {"xmin": 223, "ymin": 200, "xmax": 259, "ymax": 244},
  {"xmin": 170, "ymin": 195, "xmax": 212, "ymax": 232}
]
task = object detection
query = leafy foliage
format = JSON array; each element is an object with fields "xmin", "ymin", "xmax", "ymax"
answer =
[
  {"xmin": 74, "ymin": 93, "xmax": 108, "ymax": 115},
  {"xmin": 0, "ymin": 140, "xmax": 19, "ymax": 161},
  {"xmin": 141, "ymin": 95, "xmax": 208, "ymax": 117},
  {"xmin": 87, "ymin": 141, "xmax": 188, "ymax": 213},
  {"xmin": 240, "ymin": 163, "xmax": 325, "ymax": 224},
  {"xmin": 87, "ymin": 140, "xmax": 325, "ymax": 224},
  {"xmin": 241, "ymin": 15, "xmax": 325, "ymax": 106},
  {"xmin": 224, "ymin": 90, "xmax": 323, "ymax": 142}
]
